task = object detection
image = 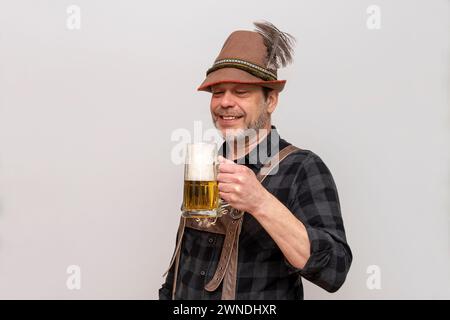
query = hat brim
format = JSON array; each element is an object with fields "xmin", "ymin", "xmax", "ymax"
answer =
[{"xmin": 197, "ymin": 67, "xmax": 286, "ymax": 92}]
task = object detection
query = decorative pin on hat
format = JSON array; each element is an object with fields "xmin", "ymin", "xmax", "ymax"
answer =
[{"xmin": 198, "ymin": 21, "xmax": 296, "ymax": 92}]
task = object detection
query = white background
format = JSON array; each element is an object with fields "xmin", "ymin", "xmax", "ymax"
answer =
[{"xmin": 0, "ymin": 0, "xmax": 448, "ymax": 299}]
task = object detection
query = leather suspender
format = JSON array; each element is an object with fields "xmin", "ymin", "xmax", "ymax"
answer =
[{"xmin": 164, "ymin": 144, "xmax": 300, "ymax": 300}]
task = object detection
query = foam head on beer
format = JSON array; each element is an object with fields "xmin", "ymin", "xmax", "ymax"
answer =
[
  {"xmin": 183, "ymin": 142, "xmax": 219, "ymax": 216},
  {"xmin": 185, "ymin": 143, "xmax": 217, "ymax": 181}
]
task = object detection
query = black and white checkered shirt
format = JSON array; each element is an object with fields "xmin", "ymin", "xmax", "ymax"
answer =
[{"xmin": 159, "ymin": 126, "xmax": 352, "ymax": 299}]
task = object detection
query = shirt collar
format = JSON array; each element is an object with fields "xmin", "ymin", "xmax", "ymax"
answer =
[{"xmin": 218, "ymin": 125, "xmax": 281, "ymax": 171}]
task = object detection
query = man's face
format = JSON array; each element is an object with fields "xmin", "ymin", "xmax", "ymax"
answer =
[{"xmin": 210, "ymin": 83, "xmax": 277, "ymax": 141}]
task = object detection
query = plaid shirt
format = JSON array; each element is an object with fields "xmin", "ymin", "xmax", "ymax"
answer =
[{"xmin": 159, "ymin": 127, "xmax": 352, "ymax": 300}]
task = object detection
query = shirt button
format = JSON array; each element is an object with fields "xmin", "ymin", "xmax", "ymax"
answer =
[
  {"xmin": 208, "ymin": 238, "xmax": 214, "ymax": 244},
  {"xmin": 200, "ymin": 270, "xmax": 206, "ymax": 276}
]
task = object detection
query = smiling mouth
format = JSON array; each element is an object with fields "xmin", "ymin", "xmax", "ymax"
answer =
[{"xmin": 219, "ymin": 115, "xmax": 243, "ymax": 120}]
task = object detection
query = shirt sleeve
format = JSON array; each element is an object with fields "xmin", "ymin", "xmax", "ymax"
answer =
[{"xmin": 285, "ymin": 152, "xmax": 353, "ymax": 293}]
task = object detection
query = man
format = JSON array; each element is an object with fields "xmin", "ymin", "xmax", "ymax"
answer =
[{"xmin": 160, "ymin": 21, "xmax": 352, "ymax": 300}]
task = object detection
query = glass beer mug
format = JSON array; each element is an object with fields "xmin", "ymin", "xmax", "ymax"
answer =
[{"xmin": 181, "ymin": 142, "xmax": 221, "ymax": 218}]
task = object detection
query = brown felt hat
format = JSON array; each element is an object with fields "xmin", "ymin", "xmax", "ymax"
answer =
[{"xmin": 197, "ymin": 21, "xmax": 295, "ymax": 93}]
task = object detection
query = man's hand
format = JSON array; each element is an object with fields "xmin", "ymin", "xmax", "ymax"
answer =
[
  {"xmin": 217, "ymin": 155, "xmax": 270, "ymax": 214},
  {"xmin": 217, "ymin": 156, "xmax": 312, "ymax": 270}
]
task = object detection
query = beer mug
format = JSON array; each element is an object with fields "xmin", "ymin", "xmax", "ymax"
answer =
[{"xmin": 182, "ymin": 142, "xmax": 220, "ymax": 218}]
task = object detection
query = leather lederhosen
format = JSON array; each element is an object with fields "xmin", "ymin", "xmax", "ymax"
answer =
[{"xmin": 164, "ymin": 144, "xmax": 300, "ymax": 300}]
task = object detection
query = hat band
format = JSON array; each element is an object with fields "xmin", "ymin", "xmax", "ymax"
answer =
[{"xmin": 206, "ymin": 59, "xmax": 277, "ymax": 81}]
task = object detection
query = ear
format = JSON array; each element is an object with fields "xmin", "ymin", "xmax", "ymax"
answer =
[{"xmin": 266, "ymin": 90, "xmax": 279, "ymax": 114}]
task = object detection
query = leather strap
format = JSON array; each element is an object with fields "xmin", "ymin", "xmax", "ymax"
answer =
[
  {"xmin": 221, "ymin": 219, "xmax": 243, "ymax": 299},
  {"xmin": 204, "ymin": 217, "xmax": 241, "ymax": 293},
  {"xmin": 162, "ymin": 216, "xmax": 186, "ymax": 300},
  {"xmin": 165, "ymin": 144, "xmax": 300, "ymax": 299},
  {"xmin": 256, "ymin": 145, "xmax": 300, "ymax": 182}
]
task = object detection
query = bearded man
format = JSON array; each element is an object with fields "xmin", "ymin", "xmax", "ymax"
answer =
[{"xmin": 160, "ymin": 21, "xmax": 352, "ymax": 300}]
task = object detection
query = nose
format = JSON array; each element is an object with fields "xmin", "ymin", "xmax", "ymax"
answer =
[{"xmin": 219, "ymin": 90, "xmax": 236, "ymax": 108}]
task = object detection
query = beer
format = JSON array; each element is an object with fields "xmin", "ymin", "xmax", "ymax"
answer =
[
  {"xmin": 183, "ymin": 180, "xmax": 219, "ymax": 213},
  {"xmin": 182, "ymin": 143, "xmax": 219, "ymax": 218}
]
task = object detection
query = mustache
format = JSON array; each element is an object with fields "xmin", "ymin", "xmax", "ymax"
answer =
[{"xmin": 214, "ymin": 107, "xmax": 245, "ymax": 117}]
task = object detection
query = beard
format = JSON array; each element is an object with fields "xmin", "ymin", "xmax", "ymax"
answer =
[{"xmin": 212, "ymin": 104, "xmax": 270, "ymax": 145}]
